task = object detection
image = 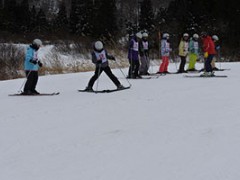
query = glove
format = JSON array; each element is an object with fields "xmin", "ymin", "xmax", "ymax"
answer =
[
  {"xmin": 216, "ymin": 45, "xmax": 220, "ymax": 50},
  {"xmin": 204, "ymin": 52, "xmax": 208, "ymax": 58},
  {"xmin": 30, "ymin": 59, "xmax": 38, "ymax": 64},
  {"xmin": 110, "ymin": 56, "xmax": 116, "ymax": 61},
  {"xmin": 38, "ymin": 61, "xmax": 43, "ymax": 67},
  {"xmin": 96, "ymin": 60, "xmax": 102, "ymax": 64}
]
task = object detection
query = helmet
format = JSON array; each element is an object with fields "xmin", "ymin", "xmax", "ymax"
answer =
[
  {"xmin": 212, "ymin": 35, "xmax": 219, "ymax": 41},
  {"xmin": 94, "ymin": 41, "xmax": 103, "ymax": 50},
  {"xmin": 201, "ymin": 31, "xmax": 208, "ymax": 37},
  {"xmin": 163, "ymin": 33, "xmax": 170, "ymax": 39},
  {"xmin": 183, "ymin": 33, "xmax": 189, "ymax": 37},
  {"xmin": 33, "ymin": 39, "xmax": 42, "ymax": 47},
  {"xmin": 136, "ymin": 32, "xmax": 142, "ymax": 39},
  {"xmin": 193, "ymin": 33, "xmax": 199, "ymax": 39},
  {"xmin": 142, "ymin": 32, "xmax": 148, "ymax": 38}
]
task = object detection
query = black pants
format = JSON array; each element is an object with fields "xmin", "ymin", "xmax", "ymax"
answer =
[
  {"xmin": 128, "ymin": 59, "xmax": 140, "ymax": 77},
  {"xmin": 88, "ymin": 66, "xmax": 120, "ymax": 88},
  {"xmin": 24, "ymin": 71, "xmax": 38, "ymax": 92},
  {"xmin": 178, "ymin": 56, "xmax": 186, "ymax": 72}
]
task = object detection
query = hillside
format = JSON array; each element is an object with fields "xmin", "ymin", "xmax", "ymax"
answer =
[{"xmin": 1, "ymin": 62, "xmax": 240, "ymax": 180}]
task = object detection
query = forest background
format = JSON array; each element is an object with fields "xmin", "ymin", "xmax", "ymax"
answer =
[{"xmin": 0, "ymin": 0, "xmax": 239, "ymax": 79}]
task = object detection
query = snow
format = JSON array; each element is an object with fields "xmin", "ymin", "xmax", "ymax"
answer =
[{"xmin": 1, "ymin": 62, "xmax": 240, "ymax": 180}]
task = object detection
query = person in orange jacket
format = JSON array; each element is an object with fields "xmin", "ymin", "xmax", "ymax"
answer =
[{"xmin": 201, "ymin": 32, "xmax": 216, "ymax": 76}]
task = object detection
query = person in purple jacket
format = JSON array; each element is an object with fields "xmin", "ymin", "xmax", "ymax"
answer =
[{"xmin": 127, "ymin": 32, "xmax": 142, "ymax": 79}]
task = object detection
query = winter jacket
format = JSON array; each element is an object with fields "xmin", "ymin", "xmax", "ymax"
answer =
[
  {"xmin": 161, "ymin": 39, "xmax": 171, "ymax": 57},
  {"xmin": 128, "ymin": 37, "xmax": 139, "ymax": 61},
  {"xmin": 178, "ymin": 39, "xmax": 189, "ymax": 57},
  {"xmin": 92, "ymin": 49, "xmax": 114, "ymax": 68},
  {"xmin": 24, "ymin": 45, "xmax": 40, "ymax": 71},
  {"xmin": 202, "ymin": 36, "xmax": 216, "ymax": 55},
  {"xmin": 189, "ymin": 38, "xmax": 199, "ymax": 55}
]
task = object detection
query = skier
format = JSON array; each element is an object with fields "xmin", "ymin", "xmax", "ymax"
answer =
[
  {"xmin": 139, "ymin": 32, "xmax": 150, "ymax": 75},
  {"xmin": 201, "ymin": 32, "xmax": 217, "ymax": 76},
  {"xmin": 211, "ymin": 35, "xmax": 220, "ymax": 71},
  {"xmin": 85, "ymin": 41, "xmax": 124, "ymax": 91},
  {"xmin": 177, "ymin": 33, "xmax": 189, "ymax": 73},
  {"xmin": 157, "ymin": 33, "xmax": 172, "ymax": 74},
  {"xmin": 187, "ymin": 33, "xmax": 200, "ymax": 71},
  {"xmin": 21, "ymin": 39, "xmax": 43, "ymax": 95},
  {"xmin": 127, "ymin": 32, "xmax": 142, "ymax": 79}
]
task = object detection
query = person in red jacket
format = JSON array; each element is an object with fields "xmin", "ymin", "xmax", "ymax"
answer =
[{"xmin": 201, "ymin": 32, "xmax": 216, "ymax": 76}]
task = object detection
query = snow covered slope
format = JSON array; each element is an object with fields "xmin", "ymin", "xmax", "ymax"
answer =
[{"xmin": 1, "ymin": 62, "xmax": 240, "ymax": 180}]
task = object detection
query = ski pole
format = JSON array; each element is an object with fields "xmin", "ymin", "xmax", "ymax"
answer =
[
  {"xmin": 18, "ymin": 70, "xmax": 32, "ymax": 93},
  {"xmin": 114, "ymin": 60, "xmax": 132, "ymax": 87}
]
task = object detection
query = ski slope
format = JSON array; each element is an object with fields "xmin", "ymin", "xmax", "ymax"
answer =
[{"xmin": 1, "ymin": 62, "xmax": 240, "ymax": 180}]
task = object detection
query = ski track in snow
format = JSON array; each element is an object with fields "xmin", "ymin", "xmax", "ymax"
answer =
[{"xmin": 1, "ymin": 62, "xmax": 240, "ymax": 180}]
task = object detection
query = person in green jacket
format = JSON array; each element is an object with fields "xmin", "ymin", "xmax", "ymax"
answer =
[
  {"xmin": 187, "ymin": 33, "xmax": 199, "ymax": 71},
  {"xmin": 177, "ymin": 33, "xmax": 189, "ymax": 73}
]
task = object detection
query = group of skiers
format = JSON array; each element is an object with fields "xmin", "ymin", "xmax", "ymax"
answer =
[
  {"xmin": 127, "ymin": 31, "xmax": 220, "ymax": 78},
  {"xmin": 22, "ymin": 32, "xmax": 220, "ymax": 95}
]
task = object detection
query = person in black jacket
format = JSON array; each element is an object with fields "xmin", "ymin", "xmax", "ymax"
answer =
[{"xmin": 85, "ymin": 41, "xmax": 124, "ymax": 91}]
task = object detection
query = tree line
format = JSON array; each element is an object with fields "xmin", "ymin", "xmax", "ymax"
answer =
[{"xmin": 0, "ymin": 0, "xmax": 239, "ymax": 58}]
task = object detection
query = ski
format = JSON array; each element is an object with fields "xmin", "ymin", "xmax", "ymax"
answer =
[
  {"xmin": 127, "ymin": 76, "xmax": 158, "ymax": 79},
  {"xmin": 186, "ymin": 70, "xmax": 200, "ymax": 74},
  {"xmin": 147, "ymin": 73, "xmax": 166, "ymax": 76},
  {"xmin": 198, "ymin": 68, "xmax": 231, "ymax": 73},
  {"xmin": 9, "ymin": 92, "xmax": 60, "ymax": 96},
  {"xmin": 139, "ymin": 76, "xmax": 160, "ymax": 79},
  {"xmin": 78, "ymin": 86, "xmax": 131, "ymax": 93},
  {"xmin": 184, "ymin": 75, "xmax": 227, "ymax": 78},
  {"xmin": 214, "ymin": 68, "xmax": 231, "ymax": 71}
]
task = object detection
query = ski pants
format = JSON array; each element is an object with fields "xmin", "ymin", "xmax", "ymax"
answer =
[
  {"xmin": 139, "ymin": 55, "xmax": 150, "ymax": 75},
  {"xmin": 88, "ymin": 66, "xmax": 121, "ymax": 88},
  {"xmin": 24, "ymin": 71, "xmax": 38, "ymax": 92},
  {"xmin": 178, "ymin": 56, "xmax": 187, "ymax": 72},
  {"xmin": 205, "ymin": 54, "xmax": 214, "ymax": 72},
  {"xmin": 188, "ymin": 53, "xmax": 198, "ymax": 70},
  {"xmin": 159, "ymin": 56, "xmax": 169, "ymax": 72},
  {"xmin": 128, "ymin": 59, "xmax": 140, "ymax": 77}
]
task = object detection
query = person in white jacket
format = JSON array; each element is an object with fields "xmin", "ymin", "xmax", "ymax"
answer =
[{"xmin": 157, "ymin": 33, "xmax": 172, "ymax": 74}]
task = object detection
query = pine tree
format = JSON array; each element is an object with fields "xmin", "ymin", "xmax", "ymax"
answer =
[
  {"xmin": 53, "ymin": 1, "xmax": 68, "ymax": 34},
  {"xmin": 91, "ymin": 0, "xmax": 118, "ymax": 39},
  {"xmin": 69, "ymin": 0, "xmax": 82, "ymax": 34},
  {"xmin": 29, "ymin": 5, "xmax": 37, "ymax": 32},
  {"xmin": 3, "ymin": 0, "xmax": 17, "ymax": 32},
  {"xmin": 139, "ymin": 0, "xmax": 154, "ymax": 32},
  {"xmin": 16, "ymin": 0, "xmax": 31, "ymax": 33},
  {"xmin": 34, "ymin": 8, "xmax": 48, "ymax": 33},
  {"xmin": 78, "ymin": 0, "xmax": 94, "ymax": 36}
]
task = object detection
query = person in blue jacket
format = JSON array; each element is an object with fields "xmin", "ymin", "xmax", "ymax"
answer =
[{"xmin": 22, "ymin": 39, "xmax": 43, "ymax": 95}]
